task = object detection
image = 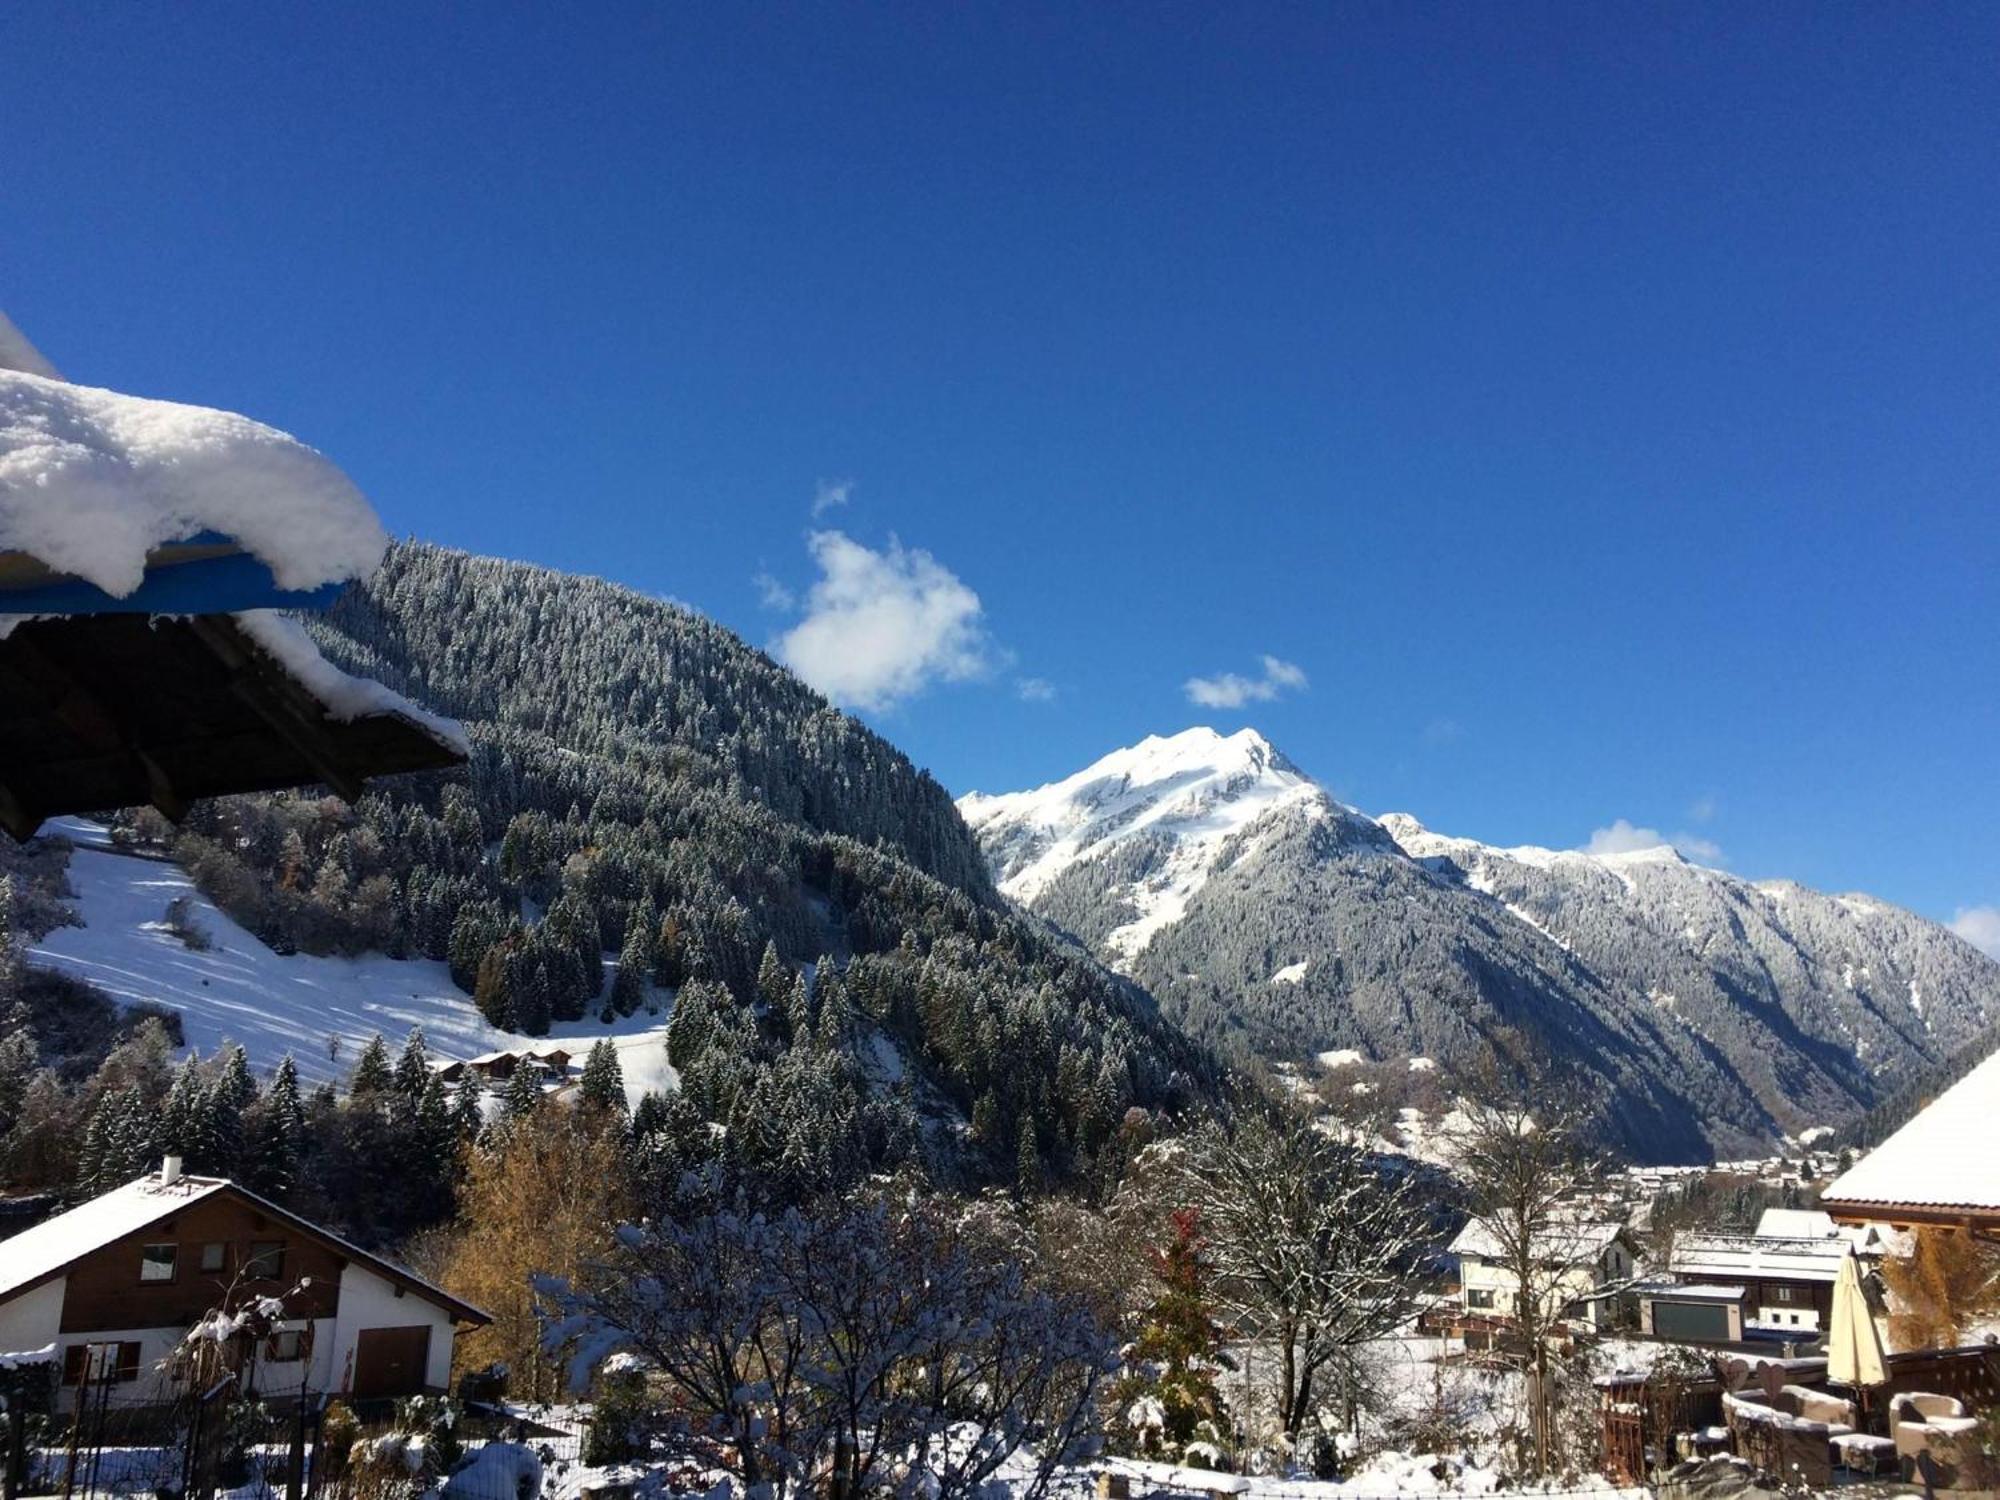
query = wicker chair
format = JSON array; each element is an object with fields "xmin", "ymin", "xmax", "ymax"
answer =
[{"xmin": 1890, "ymin": 1393, "xmax": 1979, "ymax": 1489}]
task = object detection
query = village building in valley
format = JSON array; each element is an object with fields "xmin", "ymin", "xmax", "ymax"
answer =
[
  {"xmin": 1659, "ymin": 1207, "xmax": 1889, "ymax": 1340},
  {"xmin": 0, "ymin": 1160, "xmax": 487, "ymax": 1404},
  {"xmin": 1448, "ymin": 1216, "xmax": 1638, "ymax": 1332}
]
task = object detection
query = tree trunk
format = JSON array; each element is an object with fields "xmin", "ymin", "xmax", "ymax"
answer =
[
  {"xmin": 1291, "ymin": 1365, "xmax": 1314, "ymax": 1439},
  {"xmin": 1279, "ymin": 1333, "xmax": 1299, "ymax": 1438}
]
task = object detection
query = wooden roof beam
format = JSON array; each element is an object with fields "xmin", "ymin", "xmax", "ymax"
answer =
[{"xmin": 186, "ymin": 617, "xmax": 366, "ymax": 803}]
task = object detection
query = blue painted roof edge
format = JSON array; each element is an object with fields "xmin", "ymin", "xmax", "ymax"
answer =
[{"xmin": 1, "ymin": 551, "xmax": 351, "ymax": 616}]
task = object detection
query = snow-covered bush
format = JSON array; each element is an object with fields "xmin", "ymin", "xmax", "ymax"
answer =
[{"xmin": 441, "ymin": 1442, "xmax": 542, "ymax": 1500}]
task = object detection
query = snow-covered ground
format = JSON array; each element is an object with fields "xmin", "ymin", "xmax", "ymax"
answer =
[{"xmin": 26, "ymin": 823, "xmax": 675, "ymax": 1105}]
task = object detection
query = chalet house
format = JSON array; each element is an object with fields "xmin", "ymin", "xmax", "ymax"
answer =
[
  {"xmin": 1667, "ymin": 1208, "xmax": 1883, "ymax": 1339},
  {"xmin": 434, "ymin": 1045, "xmax": 575, "ymax": 1087},
  {"xmin": 1449, "ymin": 1217, "xmax": 1637, "ymax": 1331},
  {"xmin": 0, "ymin": 1161, "xmax": 487, "ymax": 1405}
]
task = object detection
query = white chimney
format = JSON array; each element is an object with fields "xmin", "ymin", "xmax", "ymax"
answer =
[{"xmin": 160, "ymin": 1155, "xmax": 183, "ymax": 1186}]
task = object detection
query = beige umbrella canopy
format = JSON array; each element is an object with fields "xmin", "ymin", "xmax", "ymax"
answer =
[{"xmin": 1827, "ymin": 1249, "xmax": 1887, "ymax": 1387}]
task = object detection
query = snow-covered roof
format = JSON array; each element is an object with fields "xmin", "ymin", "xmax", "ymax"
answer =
[
  {"xmin": 1823, "ymin": 1046, "xmax": 2000, "ymax": 1218},
  {"xmin": 1642, "ymin": 1283, "xmax": 1748, "ymax": 1301},
  {"xmin": 0, "ymin": 319, "xmax": 466, "ymax": 837},
  {"xmin": 1755, "ymin": 1208, "xmax": 1837, "ymax": 1240},
  {"xmin": 1449, "ymin": 1216, "xmax": 1627, "ymax": 1266},
  {"xmin": 0, "ymin": 1174, "xmax": 230, "ymax": 1302},
  {"xmin": 0, "ymin": 361, "xmax": 386, "ymax": 604},
  {"xmin": 0, "ymin": 1171, "xmax": 488, "ymax": 1324},
  {"xmin": 1672, "ymin": 1232, "xmax": 1848, "ymax": 1285}
]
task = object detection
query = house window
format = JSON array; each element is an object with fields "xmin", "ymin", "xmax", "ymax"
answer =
[
  {"xmin": 265, "ymin": 1330, "xmax": 304, "ymax": 1363},
  {"xmin": 200, "ymin": 1242, "xmax": 227, "ymax": 1274},
  {"xmin": 62, "ymin": 1343, "xmax": 141, "ymax": 1385},
  {"xmin": 245, "ymin": 1241, "xmax": 285, "ymax": 1281},
  {"xmin": 139, "ymin": 1244, "xmax": 178, "ymax": 1283},
  {"xmin": 1467, "ymin": 1289, "xmax": 1495, "ymax": 1310},
  {"xmin": 1768, "ymin": 1284, "xmax": 1802, "ymax": 1305}
]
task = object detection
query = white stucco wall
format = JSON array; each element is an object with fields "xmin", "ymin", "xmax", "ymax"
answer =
[
  {"xmin": 330, "ymin": 1262, "xmax": 459, "ymax": 1393},
  {"xmin": 1459, "ymin": 1255, "xmax": 1615, "ymax": 1327},
  {"xmin": 50, "ymin": 1325, "xmax": 185, "ymax": 1407},
  {"xmin": 241, "ymin": 1317, "xmax": 340, "ymax": 1398},
  {"xmin": 1750, "ymin": 1301, "xmax": 1822, "ymax": 1333},
  {"xmin": 0, "ymin": 1277, "xmax": 65, "ymax": 1355}
]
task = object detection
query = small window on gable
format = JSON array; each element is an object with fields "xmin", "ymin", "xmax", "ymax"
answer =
[
  {"xmin": 265, "ymin": 1330, "xmax": 304, "ymax": 1363},
  {"xmin": 200, "ymin": 1242, "xmax": 227, "ymax": 1274},
  {"xmin": 1467, "ymin": 1288, "xmax": 1495, "ymax": 1310},
  {"xmin": 245, "ymin": 1241, "xmax": 285, "ymax": 1281},
  {"xmin": 140, "ymin": 1244, "xmax": 178, "ymax": 1284}
]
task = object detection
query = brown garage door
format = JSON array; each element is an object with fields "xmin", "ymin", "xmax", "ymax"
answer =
[{"xmin": 352, "ymin": 1326, "xmax": 432, "ymax": 1397}]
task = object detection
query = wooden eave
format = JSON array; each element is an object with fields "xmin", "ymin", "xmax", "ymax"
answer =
[{"xmin": 0, "ymin": 612, "xmax": 462, "ymax": 841}]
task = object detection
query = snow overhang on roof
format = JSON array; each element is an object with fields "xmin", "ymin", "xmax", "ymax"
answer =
[
  {"xmin": 1823, "ymin": 1045, "xmax": 2000, "ymax": 1224},
  {"xmin": 0, "ymin": 316, "xmax": 466, "ymax": 838}
]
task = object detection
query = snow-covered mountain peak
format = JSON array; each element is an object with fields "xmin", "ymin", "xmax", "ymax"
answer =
[{"xmin": 957, "ymin": 724, "xmax": 1328, "ymax": 919}]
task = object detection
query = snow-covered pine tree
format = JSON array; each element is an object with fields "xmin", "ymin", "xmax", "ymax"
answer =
[
  {"xmin": 0, "ymin": 1014, "xmax": 36, "ymax": 1135},
  {"xmin": 499, "ymin": 1060, "xmax": 543, "ymax": 1124},
  {"xmin": 252, "ymin": 1053, "xmax": 306, "ymax": 1197},
  {"xmin": 611, "ymin": 896, "xmax": 656, "ymax": 1017},
  {"xmin": 578, "ymin": 1040, "xmax": 626, "ymax": 1116},
  {"xmin": 350, "ymin": 1034, "xmax": 394, "ymax": 1098},
  {"xmin": 1015, "ymin": 1114, "xmax": 1042, "ymax": 1194},
  {"xmin": 161, "ymin": 1053, "xmax": 206, "ymax": 1161},
  {"xmin": 216, "ymin": 1044, "xmax": 255, "ymax": 1111},
  {"xmin": 451, "ymin": 1072, "xmax": 487, "ymax": 1141},
  {"xmin": 393, "ymin": 1028, "xmax": 431, "ymax": 1101}
]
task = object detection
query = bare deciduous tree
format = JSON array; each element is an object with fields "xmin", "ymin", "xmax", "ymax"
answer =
[
  {"xmin": 1175, "ymin": 1108, "xmax": 1433, "ymax": 1449},
  {"xmin": 539, "ymin": 1175, "xmax": 1115, "ymax": 1500},
  {"xmin": 1446, "ymin": 1083, "xmax": 1614, "ymax": 1476}
]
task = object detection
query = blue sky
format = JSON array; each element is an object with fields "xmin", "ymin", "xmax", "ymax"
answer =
[{"xmin": 6, "ymin": 4, "xmax": 1997, "ymax": 936}]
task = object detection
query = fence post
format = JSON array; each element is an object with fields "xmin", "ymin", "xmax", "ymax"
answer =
[
  {"xmin": 180, "ymin": 1386, "xmax": 204, "ymax": 1500},
  {"xmin": 58, "ymin": 1372, "xmax": 86, "ymax": 1500}
]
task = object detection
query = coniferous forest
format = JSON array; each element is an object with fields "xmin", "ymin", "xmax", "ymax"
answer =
[{"xmin": 0, "ymin": 543, "xmax": 1216, "ymax": 1248}]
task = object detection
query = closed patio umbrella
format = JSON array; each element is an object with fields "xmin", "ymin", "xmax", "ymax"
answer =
[{"xmin": 1827, "ymin": 1248, "xmax": 1887, "ymax": 1389}]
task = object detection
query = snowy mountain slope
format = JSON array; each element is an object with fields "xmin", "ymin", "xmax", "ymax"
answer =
[
  {"xmin": 1379, "ymin": 811, "xmax": 2000, "ymax": 1100},
  {"xmin": 960, "ymin": 730, "xmax": 2000, "ymax": 1160},
  {"xmin": 27, "ymin": 821, "xmax": 676, "ymax": 1107}
]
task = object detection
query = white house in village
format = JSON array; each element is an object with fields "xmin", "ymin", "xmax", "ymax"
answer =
[
  {"xmin": 1449, "ymin": 1216, "xmax": 1638, "ymax": 1330},
  {"xmin": 0, "ymin": 1162, "xmax": 487, "ymax": 1404}
]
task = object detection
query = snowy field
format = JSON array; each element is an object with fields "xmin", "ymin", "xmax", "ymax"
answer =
[{"xmin": 26, "ymin": 821, "xmax": 676, "ymax": 1105}]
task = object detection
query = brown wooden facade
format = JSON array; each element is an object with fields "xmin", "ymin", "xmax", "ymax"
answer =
[{"xmin": 55, "ymin": 1192, "xmax": 346, "ymax": 1335}]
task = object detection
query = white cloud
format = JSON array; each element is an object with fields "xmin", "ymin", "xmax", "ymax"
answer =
[
  {"xmin": 774, "ymin": 530, "xmax": 992, "ymax": 711},
  {"xmin": 1016, "ymin": 676, "xmax": 1056, "ymax": 702},
  {"xmin": 1184, "ymin": 654, "xmax": 1309, "ymax": 709},
  {"xmin": 811, "ymin": 478, "xmax": 854, "ymax": 518},
  {"xmin": 1949, "ymin": 906, "xmax": 2000, "ymax": 960},
  {"xmin": 752, "ymin": 571, "xmax": 795, "ymax": 611},
  {"xmin": 1420, "ymin": 716, "xmax": 1465, "ymax": 748},
  {"xmin": 1688, "ymin": 793, "xmax": 1718, "ymax": 824},
  {"xmin": 1583, "ymin": 818, "xmax": 1725, "ymax": 865}
]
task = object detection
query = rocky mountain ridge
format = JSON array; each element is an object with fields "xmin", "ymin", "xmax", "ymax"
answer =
[{"xmin": 960, "ymin": 727, "xmax": 2000, "ymax": 1160}]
